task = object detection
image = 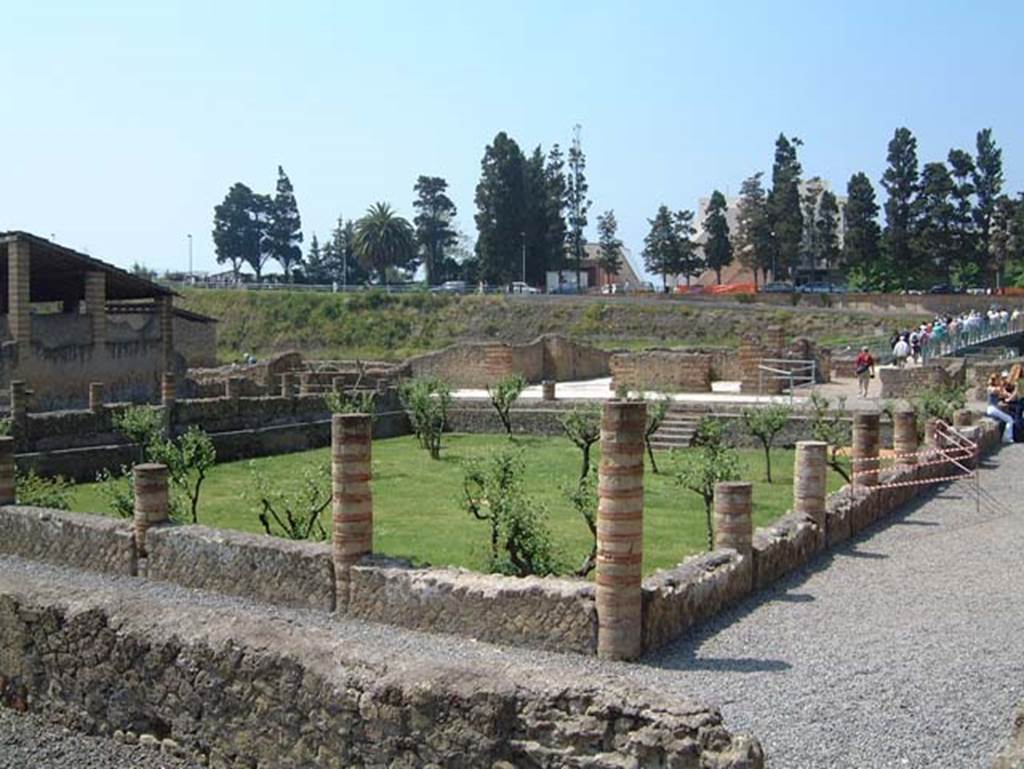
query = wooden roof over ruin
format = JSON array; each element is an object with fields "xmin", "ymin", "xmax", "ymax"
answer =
[{"xmin": 0, "ymin": 231, "xmax": 175, "ymax": 302}]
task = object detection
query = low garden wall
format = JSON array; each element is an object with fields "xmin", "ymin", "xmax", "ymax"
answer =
[
  {"xmin": 0, "ymin": 563, "xmax": 764, "ymax": 769},
  {"xmin": 879, "ymin": 357, "xmax": 967, "ymax": 399}
]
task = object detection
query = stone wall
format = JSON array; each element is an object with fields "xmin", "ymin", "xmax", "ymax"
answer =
[
  {"xmin": 993, "ymin": 703, "xmax": 1024, "ymax": 769},
  {"xmin": 349, "ymin": 562, "xmax": 597, "ymax": 654},
  {"xmin": 0, "ymin": 505, "xmax": 135, "ymax": 576},
  {"xmin": 406, "ymin": 334, "xmax": 610, "ymax": 387},
  {"xmin": 0, "ymin": 565, "xmax": 764, "ymax": 769},
  {"xmin": 879, "ymin": 357, "xmax": 967, "ymax": 398},
  {"xmin": 610, "ymin": 350, "xmax": 713, "ymax": 392},
  {"xmin": 172, "ymin": 314, "xmax": 217, "ymax": 368},
  {"xmin": 145, "ymin": 525, "xmax": 335, "ymax": 612}
]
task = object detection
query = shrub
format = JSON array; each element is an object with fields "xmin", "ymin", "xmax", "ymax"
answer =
[
  {"xmin": 112, "ymin": 406, "xmax": 164, "ymax": 463},
  {"xmin": 149, "ymin": 427, "xmax": 217, "ymax": 524},
  {"xmin": 462, "ymin": 448, "xmax": 564, "ymax": 577},
  {"xmin": 96, "ymin": 466, "xmax": 135, "ymax": 519},
  {"xmin": 913, "ymin": 382, "xmax": 967, "ymax": 426},
  {"xmin": 559, "ymin": 405, "xmax": 602, "ymax": 481},
  {"xmin": 248, "ymin": 463, "xmax": 331, "ymax": 541},
  {"xmin": 740, "ymin": 403, "xmax": 793, "ymax": 482},
  {"xmin": 399, "ymin": 377, "xmax": 451, "ymax": 459},
  {"xmin": 806, "ymin": 393, "xmax": 852, "ymax": 483},
  {"xmin": 16, "ymin": 470, "xmax": 73, "ymax": 510}
]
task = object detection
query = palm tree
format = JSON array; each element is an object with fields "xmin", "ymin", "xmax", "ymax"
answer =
[{"xmin": 354, "ymin": 202, "xmax": 416, "ymax": 285}]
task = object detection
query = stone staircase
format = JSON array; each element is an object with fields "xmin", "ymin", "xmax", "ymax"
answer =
[{"xmin": 648, "ymin": 406, "xmax": 709, "ymax": 451}]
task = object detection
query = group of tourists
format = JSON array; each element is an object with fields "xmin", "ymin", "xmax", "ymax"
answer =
[
  {"xmin": 986, "ymin": 365, "xmax": 1024, "ymax": 445},
  {"xmin": 889, "ymin": 307, "xmax": 1021, "ymax": 367}
]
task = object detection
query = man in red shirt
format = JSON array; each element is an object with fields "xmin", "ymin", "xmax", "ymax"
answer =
[{"xmin": 855, "ymin": 346, "xmax": 876, "ymax": 398}]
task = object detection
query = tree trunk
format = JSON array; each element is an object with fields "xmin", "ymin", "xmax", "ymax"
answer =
[
  {"xmin": 716, "ymin": 268, "xmax": 722, "ymax": 285},
  {"xmin": 764, "ymin": 443, "xmax": 773, "ymax": 483},
  {"xmin": 704, "ymin": 501, "xmax": 714, "ymax": 551}
]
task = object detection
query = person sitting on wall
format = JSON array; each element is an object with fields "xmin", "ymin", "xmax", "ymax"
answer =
[
  {"xmin": 1001, "ymin": 367, "xmax": 1023, "ymax": 442},
  {"xmin": 986, "ymin": 373, "xmax": 1016, "ymax": 444},
  {"xmin": 855, "ymin": 346, "xmax": 875, "ymax": 398}
]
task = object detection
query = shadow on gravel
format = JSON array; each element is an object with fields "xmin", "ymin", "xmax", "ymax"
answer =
[
  {"xmin": 770, "ymin": 592, "xmax": 815, "ymax": 603},
  {"xmin": 893, "ymin": 519, "xmax": 940, "ymax": 526},
  {"xmin": 650, "ymin": 653, "xmax": 792, "ymax": 674},
  {"xmin": 839, "ymin": 548, "xmax": 888, "ymax": 560}
]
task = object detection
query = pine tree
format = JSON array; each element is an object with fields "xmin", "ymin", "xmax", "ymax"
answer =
[
  {"xmin": 767, "ymin": 134, "xmax": 803, "ymax": 279},
  {"xmin": 800, "ymin": 178, "xmax": 825, "ymax": 275},
  {"xmin": 413, "ymin": 175, "xmax": 458, "ymax": 285},
  {"xmin": 643, "ymin": 205, "xmax": 678, "ymax": 291},
  {"xmin": 565, "ymin": 125, "xmax": 591, "ymax": 290},
  {"xmin": 474, "ymin": 132, "xmax": 527, "ymax": 285},
  {"xmin": 990, "ymin": 195, "xmax": 1019, "ymax": 288},
  {"xmin": 673, "ymin": 210, "xmax": 702, "ymax": 287},
  {"xmin": 973, "ymin": 128, "xmax": 1004, "ymax": 285},
  {"xmin": 212, "ymin": 182, "xmax": 255, "ymax": 281},
  {"xmin": 817, "ymin": 190, "xmax": 840, "ymax": 278},
  {"xmin": 734, "ymin": 172, "xmax": 773, "ymax": 287},
  {"xmin": 303, "ymin": 233, "xmax": 329, "ymax": 284},
  {"xmin": 881, "ymin": 127, "xmax": 920, "ymax": 289},
  {"xmin": 703, "ymin": 190, "xmax": 732, "ymax": 284},
  {"xmin": 595, "ymin": 210, "xmax": 623, "ymax": 286},
  {"xmin": 326, "ymin": 216, "xmax": 366, "ymax": 286},
  {"xmin": 522, "ymin": 147, "xmax": 551, "ymax": 287},
  {"xmin": 842, "ymin": 173, "xmax": 882, "ymax": 287},
  {"xmin": 912, "ymin": 162, "xmax": 957, "ymax": 285},
  {"xmin": 266, "ymin": 166, "xmax": 303, "ymax": 283},
  {"xmin": 544, "ymin": 144, "xmax": 568, "ymax": 284}
]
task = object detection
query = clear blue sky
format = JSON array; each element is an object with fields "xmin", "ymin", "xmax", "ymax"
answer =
[{"xmin": 2, "ymin": 0, "xmax": 1022, "ymax": 277}]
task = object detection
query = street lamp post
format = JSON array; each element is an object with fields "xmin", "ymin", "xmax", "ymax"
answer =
[{"xmin": 187, "ymin": 233, "xmax": 193, "ymax": 277}]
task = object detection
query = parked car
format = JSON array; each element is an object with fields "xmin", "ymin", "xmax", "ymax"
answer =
[
  {"xmin": 927, "ymin": 284, "xmax": 963, "ymax": 294},
  {"xmin": 510, "ymin": 281, "xmax": 540, "ymax": 294},
  {"xmin": 430, "ymin": 280, "xmax": 468, "ymax": 294},
  {"xmin": 799, "ymin": 281, "xmax": 833, "ymax": 294},
  {"xmin": 761, "ymin": 282, "xmax": 795, "ymax": 293}
]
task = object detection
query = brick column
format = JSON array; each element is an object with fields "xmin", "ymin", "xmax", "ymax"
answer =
[
  {"xmin": 300, "ymin": 372, "xmax": 313, "ymax": 396},
  {"xmin": 161, "ymin": 372, "xmax": 176, "ymax": 407},
  {"xmin": 7, "ymin": 238, "xmax": 30, "ymax": 348},
  {"xmin": 332, "ymin": 413, "xmax": 373, "ymax": 611},
  {"xmin": 763, "ymin": 325, "xmax": 786, "ymax": 356},
  {"xmin": 84, "ymin": 271, "xmax": 107, "ymax": 345},
  {"xmin": 893, "ymin": 409, "xmax": 918, "ymax": 465},
  {"xmin": 924, "ymin": 417, "xmax": 941, "ymax": 451},
  {"xmin": 0, "ymin": 436, "xmax": 15, "ymax": 505},
  {"xmin": 158, "ymin": 296, "xmax": 174, "ymax": 374},
  {"xmin": 225, "ymin": 376, "xmax": 243, "ymax": 400},
  {"xmin": 541, "ymin": 380, "xmax": 556, "ymax": 401},
  {"xmin": 852, "ymin": 411, "xmax": 881, "ymax": 487},
  {"xmin": 89, "ymin": 382, "xmax": 104, "ymax": 414},
  {"xmin": 714, "ymin": 481, "xmax": 753, "ymax": 556},
  {"xmin": 133, "ymin": 463, "xmax": 169, "ymax": 555},
  {"xmin": 596, "ymin": 400, "xmax": 645, "ymax": 661},
  {"xmin": 793, "ymin": 441, "xmax": 828, "ymax": 534},
  {"xmin": 10, "ymin": 380, "xmax": 27, "ymax": 447}
]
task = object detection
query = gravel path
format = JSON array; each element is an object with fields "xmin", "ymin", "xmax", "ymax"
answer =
[
  {"xmin": 640, "ymin": 445, "xmax": 1024, "ymax": 768},
  {"xmin": 2, "ymin": 447, "xmax": 1020, "ymax": 768}
]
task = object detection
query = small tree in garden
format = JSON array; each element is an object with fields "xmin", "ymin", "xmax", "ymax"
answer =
[
  {"xmin": 565, "ymin": 467, "xmax": 598, "ymax": 577},
  {"xmin": 806, "ymin": 393, "xmax": 851, "ymax": 483},
  {"xmin": 248, "ymin": 463, "xmax": 331, "ymax": 540},
  {"xmin": 673, "ymin": 417, "xmax": 740, "ymax": 551},
  {"xmin": 112, "ymin": 406, "xmax": 164, "ymax": 463},
  {"xmin": 325, "ymin": 360, "xmax": 378, "ymax": 419},
  {"xmin": 487, "ymin": 373, "xmax": 527, "ymax": 435},
  {"xmin": 741, "ymin": 403, "xmax": 792, "ymax": 482},
  {"xmin": 462, "ymin": 448, "xmax": 564, "ymax": 577},
  {"xmin": 149, "ymin": 427, "xmax": 217, "ymax": 524},
  {"xmin": 642, "ymin": 395, "xmax": 670, "ymax": 474},
  {"xmin": 97, "ymin": 466, "xmax": 135, "ymax": 519},
  {"xmin": 399, "ymin": 377, "xmax": 451, "ymax": 459},
  {"xmin": 559, "ymin": 405, "xmax": 602, "ymax": 481}
]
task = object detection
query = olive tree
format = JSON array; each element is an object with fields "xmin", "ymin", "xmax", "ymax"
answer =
[
  {"xmin": 673, "ymin": 417, "xmax": 740, "ymax": 551},
  {"xmin": 399, "ymin": 377, "xmax": 451, "ymax": 459},
  {"xmin": 487, "ymin": 373, "xmax": 527, "ymax": 435},
  {"xmin": 740, "ymin": 403, "xmax": 792, "ymax": 483}
]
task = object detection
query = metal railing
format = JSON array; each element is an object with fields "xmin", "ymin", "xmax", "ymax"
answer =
[
  {"xmin": 757, "ymin": 358, "xmax": 817, "ymax": 402},
  {"xmin": 921, "ymin": 316, "xmax": 1023, "ymax": 363}
]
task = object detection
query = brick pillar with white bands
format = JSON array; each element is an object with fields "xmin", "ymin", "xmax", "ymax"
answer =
[
  {"xmin": 793, "ymin": 441, "xmax": 828, "ymax": 533},
  {"xmin": 596, "ymin": 400, "xmax": 645, "ymax": 661},
  {"xmin": 541, "ymin": 380, "xmax": 556, "ymax": 401},
  {"xmin": 133, "ymin": 463, "xmax": 169, "ymax": 555},
  {"xmin": 715, "ymin": 481, "xmax": 753, "ymax": 556},
  {"xmin": 852, "ymin": 411, "xmax": 881, "ymax": 487},
  {"xmin": 0, "ymin": 436, "xmax": 15, "ymax": 505},
  {"xmin": 332, "ymin": 413, "xmax": 373, "ymax": 611},
  {"xmin": 89, "ymin": 382, "xmax": 104, "ymax": 414},
  {"xmin": 893, "ymin": 409, "xmax": 918, "ymax": 465}
]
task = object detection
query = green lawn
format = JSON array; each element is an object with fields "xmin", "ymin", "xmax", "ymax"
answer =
[{"xmin": 69, "ymin": 433, "xmax": 844, "ymax": 576}]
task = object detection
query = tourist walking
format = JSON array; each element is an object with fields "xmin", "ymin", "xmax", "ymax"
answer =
[
  {"xmin": 855, "ymin": 346, "xmax": 875, "ymax": 398},
  {"xmin": 986, "ymin": 373, "xmax": 1016, "ymax": 444},
  {"xmin": 893, "ymin": 336, "xmax": 910, "ymax": 368}
]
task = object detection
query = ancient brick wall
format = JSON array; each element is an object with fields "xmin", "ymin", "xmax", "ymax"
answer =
[
  {"xmin": 610, "ymin": 350, "xmax": 713, "ymax": 392},
  {"xmin": 172, "ymin": 314, "xmax": 217, "ymax": 367}
]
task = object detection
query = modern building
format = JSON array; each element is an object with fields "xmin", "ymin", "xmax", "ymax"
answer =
[
  {"xmin": 0, "ymin": 231, "xmax": 217, "ymax": 409},
  {"xmin": 546, "ymin": 243, "xmax": 644, "ymax": 292}
]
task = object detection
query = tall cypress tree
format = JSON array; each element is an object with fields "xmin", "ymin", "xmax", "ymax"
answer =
[
  {"xmin": 767, "ymin": 134, "xmax": 803, "ymax": 279},
  {"xmin": 817, "ymin": 190, "xmax": 840, "ymax": 278},
  {"xmin": 544, "ymin": 144, "xmax": 568, "ymax": 282},
  {"xmin": 413, "ymin": 175, "xmax": 458, "ymax": 285},
  {"xmin": 973, "ymin": 128, "xmax": 1004, "ymax": 285},
  {"xmin": 474, "ymin": 132, "xmax": 528, "ymax": 285},
  {"xmin": 881, "ymin": 127, "xmax": 920, "ymax": 289},
  {"xmin": 595, "ymin": 210, "xmax": 623, "ymax": 286},
  {"xmin": 734, "ymin": 172, "xmax": 773, "ymax": 287},
  {"xmin": 912, "ymin": 162, "xmax": 957, "ymax": 285},
  {"xmin": 522, "ymin": 147, "xmax": 551, "ymax": 286},
  {"xmin": 565, "ymin": 125, "xmax": 591, "ymax": 289},
  {"xmin": 673, "ymin": 209, "xmax": 702, "ymax": 287},
  {"xmin": 266, "ymin": 166, "xmax": 303, "ymax": 283},
  {"xmin": 947, "ymin": 148, "xmax": 977, "ymax": 282},
  {"xmin": 703, "ymin": 190, "xmax": 732, "ymax": 284},
  {"xmin": 843, "ymin": 172, "xmax": 882, "ymax": 287},
  {"xmin": 643, "ymin": 205, "xmax": 679, "ymax": 291}
]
